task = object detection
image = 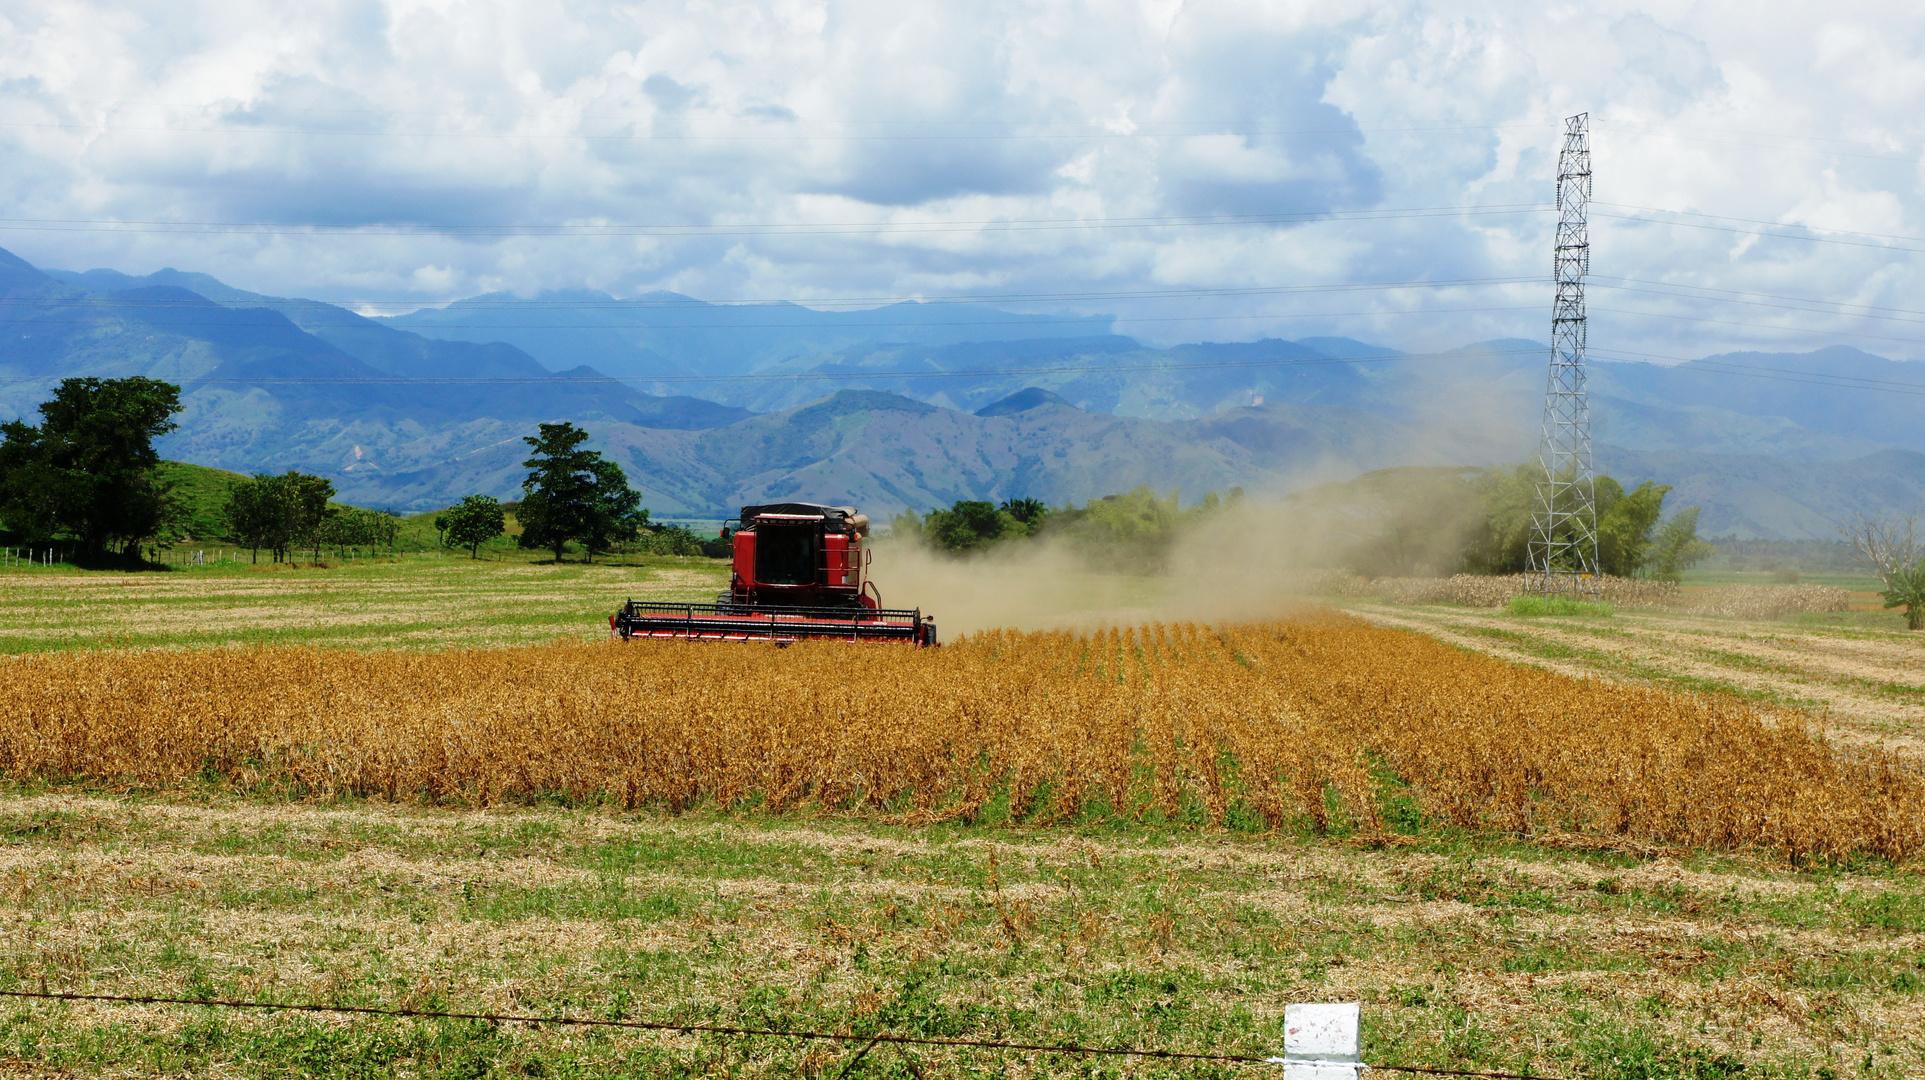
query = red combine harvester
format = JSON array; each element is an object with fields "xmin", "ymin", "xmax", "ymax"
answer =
[{"xmin": 610, "ymin": 502, "xmax": 937, "ymax": 646}]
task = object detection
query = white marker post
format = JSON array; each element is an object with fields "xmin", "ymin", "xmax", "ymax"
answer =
[{"xmin": 1270, "ymin": 1002, "xmax": 1361, "ymax": 1079}]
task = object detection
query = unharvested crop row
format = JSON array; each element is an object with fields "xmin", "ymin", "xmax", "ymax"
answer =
[{"xmin": 3, "ymin": 613, "xmax": 1918, "ymax": 859}]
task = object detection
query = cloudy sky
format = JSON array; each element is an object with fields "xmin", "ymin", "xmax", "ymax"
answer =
[{"xmin": 3, "ymin": 0, "xmax": 1923, "ymax": 362}]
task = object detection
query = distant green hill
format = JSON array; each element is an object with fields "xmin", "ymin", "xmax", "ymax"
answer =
[
  {"xmin": 155, "ymin": 461, "xmax": 250, "ymax": 541},
  {"xmin": 157, "ymin": 460, "xmax": 468, "ymax": 551}
]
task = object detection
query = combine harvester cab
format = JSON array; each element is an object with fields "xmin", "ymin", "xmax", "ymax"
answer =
[{"xmin": 611, "ymin": 502, "xmax": 938, "ymax": 646}]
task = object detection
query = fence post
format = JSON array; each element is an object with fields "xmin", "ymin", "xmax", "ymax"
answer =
[{"xmin": 1271, "ymin": 1003, "xmax": 1360, "ymax": 1079}]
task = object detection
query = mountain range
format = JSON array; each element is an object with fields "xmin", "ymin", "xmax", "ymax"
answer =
[{"xmin": 3, "ymin": 245, "xmax": 1921, "ymax": 538}]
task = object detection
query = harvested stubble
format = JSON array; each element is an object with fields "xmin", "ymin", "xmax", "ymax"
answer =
[
  {"xmin": 3, "ymin": 613, "xmax": 1920, "ymax": 859},
  {"xmin": 1289, "ymin": 569, "xmax": 1851, "ymax": 616}
]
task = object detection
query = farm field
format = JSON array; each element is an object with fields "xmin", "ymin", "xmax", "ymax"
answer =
[
  {"xmin": 1344, "ymin": 601, "xmax": 1925, "ymax": 757},
  {"xmin": 0, "ymin": 555, "xmax": 729, "ymax": 653},
  {"xmin": 4, "ymin": 792, "xmax": 1923, "ymax": 1079},
  {"xmin": 2, "ymin": 563, "xmax": 1924, "ymax": 1076},
  {"xmin": 2, "ymin": 612, "xmax": 1924, "ymax": 1076}
]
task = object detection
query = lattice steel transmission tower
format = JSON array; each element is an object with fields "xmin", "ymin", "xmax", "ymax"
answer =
[{"xmin": 1527, "ymin": 112, "xmax": 1600, "ymax": 596}]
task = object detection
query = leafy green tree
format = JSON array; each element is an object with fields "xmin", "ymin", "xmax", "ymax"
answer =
[
  {"xmin": 517, "ymin": 423, "xmax": 597, "ymax": 561},
  {"xmin": 0, "ymin": 377, "xmax": 184, "ymax": 557},
  {"xmin": 1649, "ymin": 506, "xmax": 1715, "ymax": 580},
  {"xmin": 1041, "ymin": 486, "xmax": 1186, "ymax": 572},
  {"xmin": 886, "ymin": 509, "xmax": 925, "ymax": 543},
  {"xmin": 583, "ymin": 458, "xmax": 648, "ymax": 559},
  {"xmin": 638, "ymin": 523, "xmax": 705, "ymax": 556},
  {"xmin": 1883, "ymin": 561, "xmax": 1925, "ymax": 631},
  {"xmin": 1596, "ymin": 479, "xmax": 1670, "ymax": 577},
  {"xmin": 223, "ymin": 476, "xmax": 275, "ymax": 564},
  {"xmin": 222, "ymin": 471, "xmax": 334, "ymax": 564},
  {"xmin": 288, "ymin": 474, "xmax": 337, "ymax": 564},
  {"xmin": 1840, "ymin": 512, "xmax": 1924, "ymax": 630},
  {"xmin": 998, "ymin": 497, "xmax": 1049, "ymax": 531},
  {"xmin": 924, "ymin": 500, "xmax": 1016, "ymax": 552},
  {"xmin": 443, "ymin": 495, "xmax": 506, "ymax": 559},
  {"xmin": 433, "ymin": 514, "xmax": 450, "ymax": 548},
  {"xmin": 321, "ymin": 507, "xmax": 396, "ymax": 558},
  {"xmin": 516, "ymin": 422, "xmax": 646, "ymax": 562},
  {"xmin": 1464, "ymin": 465, "xmax": 1536, "ymax": 574}
]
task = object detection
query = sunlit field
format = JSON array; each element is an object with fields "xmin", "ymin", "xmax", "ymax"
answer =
[
  {"xmin": 2, "ymin": 562, "xmax": 1922, "ymax": 1077},
  {"xmin": 0, "ymin": 553, "xmax": 727, "ymax": 653}
]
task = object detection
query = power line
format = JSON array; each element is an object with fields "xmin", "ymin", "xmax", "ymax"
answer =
[
  {"xmin": 0, "ymin": 346, "xmax": 1543, "ymax": 386},
  {"xmin": 0, "ymin": 988, "xmax": 1563, "ymax": 1079},
  {"xmin": 0, "ymin": 306, "xmax": 1540, "ymax": 333},
  {"xmin": 40, "ymin": 99, "xmax": 1550, "ymax": 133},
  {"xmin": 0, "ymin": 276, "xmax": 1541, "ymax": 311},
  {"xmin": 1595, "ymin": 276, "xmax": 1925, "ymax": 323},
  {"xmin": 1592, "ymin": 121, "xmax": 1919, "ymax": 164},
  {"xmin": 0, "ymin": 118, "xmax": 1548, "ymax": 143},
  {"xmin": 1588, "ymin": 348, "xmax": 1925, "ymax": 396},
  {"xmin": 0, "ymin": 204, "xmax": 1548, "ymax": 237},
  {"xmin": 4, "ymin": 343, "xmax": 1915, "ymax": 399},
  {"xmin": 1593, "ymin": 206, "xmax": 1925, "ymax": 256},
  {"xmin": 1589, "ymin": 304, "xmax": 1925, "ymax": 350},
  {"xmin": 1591, "ymin": 118, "xmax": 1915, "ymax": 155}
]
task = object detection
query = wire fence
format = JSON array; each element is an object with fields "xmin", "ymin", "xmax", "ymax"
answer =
[{"xmin": 0, "ymin": 988, "xmax": 1561, "ymax": 1079}]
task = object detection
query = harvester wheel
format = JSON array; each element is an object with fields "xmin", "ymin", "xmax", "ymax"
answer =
[{"xmin": 714, "ymin": 591, "xmax": 733, "ymax": 613}]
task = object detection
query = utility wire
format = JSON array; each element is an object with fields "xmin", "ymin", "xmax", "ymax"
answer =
[
  {"xmin": 0, "ymin": 119, "xmax": 1547, "ymax": 143},
  {"xmin": 0, "ymin": 276, "xmax": 1537, "ymax": 310},
  {"xmin": 1595, "ymin": 276, "xmax": 1925, "ymax": 322},
  {"xmin": 0, "ymin": 305, "xmax": 1540, "ymax": 332},
  {"xmin": 0, "ymin": 988, "xmax": 1563, "ymax": 1080},
  {"xmin": 1596, "ymin": 204, "xmax": 1925, "ymax": 248},
  {"xmin": 1593, "ymin": 209, "xmax": 1925, "ymax": 257},
  {"xmin": 1589, "ymin": 305, "xmax": 1925, "ymax": 350},
  {"xmin": 1, "ymin": 344, "xmax": 1912, "ymax": 399},
  {"xmin": 0, "ymin": 346, "xmax": 1541, "ymax": 386},
  {"xmin": 0, "ymin": 204, "xmax": 1547, "ymax": 237}
]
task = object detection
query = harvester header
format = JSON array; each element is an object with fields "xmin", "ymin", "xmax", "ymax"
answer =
[{"xmin": 611, "ymin": 502, "xmax": 937, "ymax": 645}]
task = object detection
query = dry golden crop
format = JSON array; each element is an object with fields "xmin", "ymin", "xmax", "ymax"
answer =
[{"xmin": 3, "ymin": 612, "xmax": 1919, "ymax": 860}]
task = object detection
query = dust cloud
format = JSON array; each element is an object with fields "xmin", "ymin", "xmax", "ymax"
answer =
[
  {"xmin": 863, "ymin": 501, "xmax": 1337, "ymax": 637},
  {"xmin": 863, "ymin": 463, "xmax": 1504, "ymax": 637}
]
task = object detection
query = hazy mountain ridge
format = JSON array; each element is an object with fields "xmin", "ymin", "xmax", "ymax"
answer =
[
  {"xmin": 381, "ymin": 288, "xmax": 1119, "ymax": 383},
  {"xmin": 6, "ymin": 247, "xmax": 1923, "ymax": 536}
]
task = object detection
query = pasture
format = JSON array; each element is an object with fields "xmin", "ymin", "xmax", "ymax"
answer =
[{"xmin": 1, "ymin": 560, "xmax": 1922, "ymax": 1077}]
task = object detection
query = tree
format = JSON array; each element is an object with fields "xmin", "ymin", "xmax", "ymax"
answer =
[
  {"xmin": 516, "ymin": 422, "xmax": 646, "ymax": 562},
  {"xmin": 1882, "ymin": 561, "xmax": 1925, "ymax": 631},
  {"xmin": 322, "ymin": 507, "xmax": 393, "ymax": 558},
  {"xmin": 433, "ymin": 515, "xmax": 450, "ymax": 548},
  {"xmin": 286, "ymin": 473, "xmax": 336, "ymax": 564},
  {"xmin": 1595, "ymin": 479, "xmax": 1671, "ymax": 577},
  {"xmin": 0, "ymin": 377, "xmax": 184, "ymax": 557},
  {"xmin": 443, "ymin": 495, "xmax": 506, "ymax": 558},
  {"xmin": 221, "ymin": 471, "xmax": 334, "ymax": 564},
  {"xmin": 1648, "ymin": 506, "xmax": 1715, "ymax": 580},
  {"xmin": 582, "ymin": 458, "xmax": 648, "ymax": 560},
  {"xmin": 924, "ymin": 500, "xmax": 1015, "ymax": 553},
  {"xmin": 224, "ymin": 476, "xmax": 275, "ymax": 564},
  {"xmin": 999, "ymin": 497, "xmax": 1049, "ymax": 532},
  {"xmin": 1839, "ymin": 511, "xmax": 1925, "ymax": 630}
]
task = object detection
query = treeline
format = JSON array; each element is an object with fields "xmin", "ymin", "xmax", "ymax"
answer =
[
  {"xmin": 1283, "ymin": 465, "xmax": 1713, "ymax": 580},
  {"xmin": 0, "ymin": 377, "xmax": 702, "ymax": 566},
  {"xmin": 891, "ymin": 485, "xmax": 1246, "ymax": 572},
  {"xmin": 894, "ymin": 466, "xmax": 1714, "ymax": 581}
]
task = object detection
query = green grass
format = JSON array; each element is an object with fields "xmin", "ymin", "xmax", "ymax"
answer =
[
  {"xmin": 1, "ymin": 794, "xmax": 1920, "ymax": 1078},
  {"xmin": 0, "ymin": 550, "xmax": 729, "ymax": 652},
  {"xmin": 1506, "ymin": 595, "xmax": 1616, "ymax": 617},
  {"xmin": 1681, "ymin": 568, "xmax": 1884, "ymax": 592}
]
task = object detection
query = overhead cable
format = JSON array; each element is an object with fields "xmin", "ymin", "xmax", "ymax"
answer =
[{"xmin": 0, "ymin": 204, "xmax": 1548, "ymax": 237}]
